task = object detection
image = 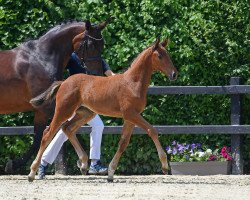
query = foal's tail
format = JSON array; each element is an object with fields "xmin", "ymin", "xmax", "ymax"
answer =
[{"xmin": 30, "ymin": 81, "xmax": 63, "ymax": 107}]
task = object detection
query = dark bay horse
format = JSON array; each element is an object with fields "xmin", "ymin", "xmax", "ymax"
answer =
[
  {"xmin": 28, "ymin": 37, "xmax": 178, "ymax": 182},
  {"xmin": 0, "ymin": 19, "xmax": 111, "ymax": 173}
]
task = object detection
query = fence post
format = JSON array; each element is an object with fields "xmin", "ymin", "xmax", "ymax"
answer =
[
  {"xmin": 54, "ymin": 144, "xmax": 66, "ymax": 175},
  {"xmin": 230, "ymin": 77, "xmax": 243, "ymax": 174}
]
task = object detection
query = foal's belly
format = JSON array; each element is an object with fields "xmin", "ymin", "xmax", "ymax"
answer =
[
  {"xmin": 84, "ymin": 104, "xmax": 123, "ymax": 118},
  {"xmin": 81, "ymin": 99, "xmax": 123, "ymax": 118}
]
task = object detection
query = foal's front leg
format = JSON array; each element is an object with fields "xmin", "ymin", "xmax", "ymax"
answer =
[
  {"xmin": 62, "ymin": 106, "xmax": 96, "ymax": 175},
  {"xmin": 108, "ymin": 121, "xmax": 135, "ymax": 182},
  {"xmin": 125, "ymin": 111, "xmax": 168, "ymax": 175}
]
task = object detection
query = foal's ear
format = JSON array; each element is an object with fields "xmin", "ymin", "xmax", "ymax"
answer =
[
  {"xmin": 85, "ymin": 20, "xmax": 91, "ymax": 31},
  {"xmin": 153, "ymin": 36, "xmax": 160, "ymax": 51},
  {"xmin": 161, "ymin": 38, "xmax": 168, "ymax": 47},
  {"xmin": 98, "ymin": 16, "xmax": 114, "ymax": 30}
]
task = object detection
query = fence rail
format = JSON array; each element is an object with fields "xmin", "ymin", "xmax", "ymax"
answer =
[
  {"xmin": 1, "ymin": 125, "xmax": 250, "ymax": 135},
  {"xmin": 1, "ymin": 77, "xmax": 250, "ymax": 175},
  {"xmin": 148, "ymin": 85, "xmax": 250, "ymax": 94}
]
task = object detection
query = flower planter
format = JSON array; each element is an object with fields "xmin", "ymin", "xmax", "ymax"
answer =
[{"xmin": 170, "ymin": 161, "xmax": 231, "ymax": 175}]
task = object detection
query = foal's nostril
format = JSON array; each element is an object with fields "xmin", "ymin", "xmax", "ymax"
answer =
[{"xmin": 172, "ymin": 72, "xmax": 176, "ymax": 79}]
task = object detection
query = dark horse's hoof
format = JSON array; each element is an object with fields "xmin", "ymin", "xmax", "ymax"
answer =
[{"xmin": 5, "ymin": 160, "xmax": 13, "ymax": 174}]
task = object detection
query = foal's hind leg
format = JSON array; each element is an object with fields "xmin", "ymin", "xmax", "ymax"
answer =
[
  {"xmin": 62, "ymin": 106, "xmax": 96, "ymax": 175},
  {"xmin": 124, "ymin": 111, "xmax": 168, "ymax": 174},
  {"xmin": 28, "ymin": 123, "xmax": 62, "ymax": 182},
  {"xmin": 28, "ymin": 100, "xmax": 78, "ymax": 182},
  {"xmin": 108, "ymin": 121, "xmax": 135, "ymax": 182}
]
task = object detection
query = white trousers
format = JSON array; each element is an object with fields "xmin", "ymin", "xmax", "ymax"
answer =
[{"xmin": 41, "ymin": 114, "xmax": 104, "ymax": 165}]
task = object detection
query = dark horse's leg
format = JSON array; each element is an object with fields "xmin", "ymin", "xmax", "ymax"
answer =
[{"xmin": 5, "ymin": 111, "xmax": 48, "ymax": 173}]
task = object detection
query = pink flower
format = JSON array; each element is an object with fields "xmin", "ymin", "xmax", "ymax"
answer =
[
  {"xmin": 220, "ymin": 146, "xmax": 233, "ymax": 161},
  {"xmin": 221, "ymin": 146, "xmax": 227, "ymax": 154},
  {"xmin": 225, "ymin": 154, "xmax": 233, "ymax": 161},
  {"xmin": 208, "ymin": 154, "xmax": 217, "ymax": 161}
]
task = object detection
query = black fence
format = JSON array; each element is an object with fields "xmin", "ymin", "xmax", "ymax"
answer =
[{"xmin": 1, "ymin": 77, "xmax": 250, "ymax": 174}]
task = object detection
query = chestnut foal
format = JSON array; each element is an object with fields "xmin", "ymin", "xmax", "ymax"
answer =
[{"xmin": 28, "ymin": 37, "xmax": 178, "ymax": 182}]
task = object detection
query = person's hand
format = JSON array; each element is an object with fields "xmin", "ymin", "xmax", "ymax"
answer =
[{"xmin": 105, "ymin": 70, "xmax": 115, "ymax": 76}]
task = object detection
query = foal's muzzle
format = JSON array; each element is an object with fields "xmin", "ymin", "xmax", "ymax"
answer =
[{"xmin": 169, "ymin": 71, "xmax": 178, "ymax": 81}]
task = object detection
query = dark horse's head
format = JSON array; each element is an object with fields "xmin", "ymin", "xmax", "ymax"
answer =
[{"xmin": 72, "ymin": 19, "xmax": 112, "ymax": 75}]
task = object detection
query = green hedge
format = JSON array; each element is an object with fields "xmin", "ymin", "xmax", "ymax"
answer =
[{"xmin": 0, "ymin": 0, "xmax": 249, "ymax": 174}]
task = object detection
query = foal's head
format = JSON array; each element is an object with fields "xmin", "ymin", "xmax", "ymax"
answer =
[
  {"xmin": 150, "ymin": 37, "xmax": 178, "ymax": 80},
  {"xmin": 72, "ymin": 19, "xmax": 111, "ymax": 75}
]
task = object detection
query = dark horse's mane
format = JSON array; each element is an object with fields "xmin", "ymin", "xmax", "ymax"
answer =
[
  {"xmin": 23, "ymin": 19, "xmax": 84, "ymax": 44},
  {"xmin": 21, "ymin": 20, "xmax": 85, "ymax": 50},
  {"xmin": 45, "ymin": 19, "xmax": 83, "ymax": 33}
]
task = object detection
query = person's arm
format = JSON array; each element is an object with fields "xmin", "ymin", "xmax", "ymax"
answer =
[
  {"xmin": 102, "ymin": 59, "xmax": 115, "ymax": 76},
  {"xmin": 67, "ymin": 53, "xmax": 87, "ymax": 75}
]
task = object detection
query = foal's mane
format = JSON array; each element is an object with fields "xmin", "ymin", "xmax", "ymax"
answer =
[{"xmin": 119, "ymin": 44, "xmax": 153, "ymax": 73}]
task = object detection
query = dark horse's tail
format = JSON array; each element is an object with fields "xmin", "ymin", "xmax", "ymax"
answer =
[{"xmin": 30, "ymin": 81, "xmax": 63, "ymax": 107}]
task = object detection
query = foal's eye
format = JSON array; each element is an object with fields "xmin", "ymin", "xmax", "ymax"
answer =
[{"xmin": 158, "ymin": 54, "xmax": 162, "ymax": 59}]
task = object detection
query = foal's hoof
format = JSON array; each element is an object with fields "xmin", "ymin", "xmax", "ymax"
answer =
[
  {"xmin": 107, "ymin": 177, "xmax": 114, "ymax": 183},
  {"xmin": 28, "ymin": 175, "xmax": 35, "ymax": 182},
  {"xmin": 79, "ymin": 168, "xmax": 88, "ymax": 175},
  {"xmin": 77, "ymin": 160, "xmax": 87, "ymax": 175},
  {"xmin": 162, "ymin": 168, "xmax": 168, "ymax": 175},
  {"xmin": 107, "ymin": 173, "xmax": 114, "ymax": 182},
  {"xmin": 5, "ymin": 160, "xmax": 13, "ymax": 174}
]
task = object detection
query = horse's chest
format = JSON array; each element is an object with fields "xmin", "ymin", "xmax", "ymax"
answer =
[{"xmin": 129, "ymin": 95, "xmax": 147, "ymax": 112}]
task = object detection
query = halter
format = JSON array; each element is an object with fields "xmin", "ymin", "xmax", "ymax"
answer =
[
  {"xmin": 74, "ymin": 33, "xmax": 103, "ymax": 74},
  {"xmin": 84, "ymin": 34, "xmax": 103, "ymax": 41}
]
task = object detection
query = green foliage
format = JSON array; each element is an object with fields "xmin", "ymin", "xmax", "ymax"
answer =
[{"xmin": 0, "ymin": 0, "xmax": 249, "ymax": 174}]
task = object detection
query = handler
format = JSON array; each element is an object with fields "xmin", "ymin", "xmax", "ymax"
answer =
[{"xmin": 38, "ymin": 52, "xmax": 115, "ymax": 179}]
